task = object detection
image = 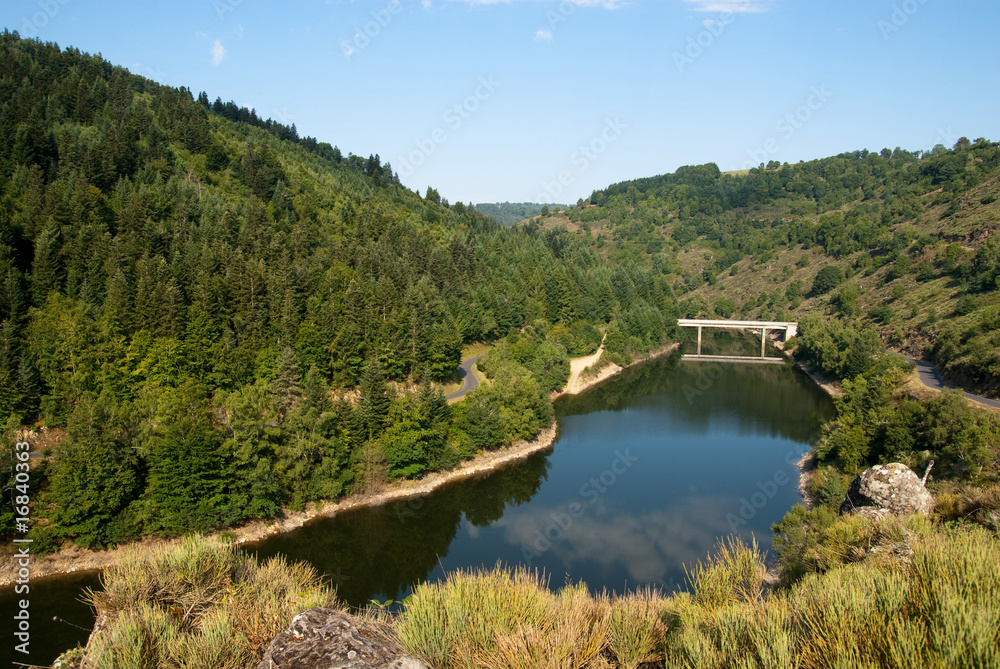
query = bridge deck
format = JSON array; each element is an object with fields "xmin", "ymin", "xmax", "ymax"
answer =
[
  {"xmin": 677, "ymin": 319, "xmax": 797, "ymax": 329},
  {"xmin": 677, "ymin": 319, "xmax": 798, "ymax": 359},
  {"xmin": 681, "ymin": 354, "xmax": 785, "ymax": 364}
]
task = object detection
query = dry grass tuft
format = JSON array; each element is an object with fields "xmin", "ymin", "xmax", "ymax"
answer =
[
  {"xmin": 65, "ymin": 525, "xmax": 1000, "ymax": 669},
  {"xmin": 79, "ymin": 535, "xmax": 337, "ymax": 668}
]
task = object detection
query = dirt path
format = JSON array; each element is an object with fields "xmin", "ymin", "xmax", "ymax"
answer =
[{"xmin": 562, "ymin": 337, "xmax": 609, "ymax": 395}]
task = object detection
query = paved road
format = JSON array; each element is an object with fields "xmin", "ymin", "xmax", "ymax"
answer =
[
  {"xmin": 446, "ymin": 354, "xmax": 483, "ymax": 400},
  {"xmin": 896, "ymin": 353, "xmax": 1000, "ymax": 409}
]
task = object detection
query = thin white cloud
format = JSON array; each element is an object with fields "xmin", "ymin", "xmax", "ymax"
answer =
[
  {"xmin": 210, "ymin": 40, "xmax": 227, "ymax": 66},
  {"xmin": 534, "ymin": 28, "xmax": 552, "ymax": 41},
  {"xmin": 684, "ymin": 0, "xmax": 771, "ymax": 12}
]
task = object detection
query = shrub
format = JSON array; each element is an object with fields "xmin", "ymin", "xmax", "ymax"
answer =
[
  {"xmin": 810, "ymin": 266, "xmax": 843, "ymax": 296},
  {"xmin": 606, "ymin": 589, "xmax": 668, "ymax": 669},
  {"xmin": 811, "ymin": 466, "xmax": 851, "ymax": 510},
  {"xmin": 955, "ymin": 294, "xmax": 977, "ymax": 316},
  {"xmin": 80, "ymin": 535, "xmax": 337, "ymax": 668},
  {"xmin": 396, "ymin": 565, "xmax": 551, "ymax": 668},
  {"xmin": 685, "ymin": 536, "xmax": 766, "ymax": 610},
  {"xmin": 868, "ymin": 305, "xmax": 893, "ymax": 324}
]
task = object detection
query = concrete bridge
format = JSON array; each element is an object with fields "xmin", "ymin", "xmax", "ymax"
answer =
[{"xmin": 677, "ymin": 319, "xmax": 798, "ymax": 362}]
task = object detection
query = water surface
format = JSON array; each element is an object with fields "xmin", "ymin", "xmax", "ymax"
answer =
[
  {"xmin": 251, "ymin": 352, "xmax": 834, "ymax": 604},
  {"xmin": 2, "ymin": 350, "xmax": 834, "ymax": 664}
]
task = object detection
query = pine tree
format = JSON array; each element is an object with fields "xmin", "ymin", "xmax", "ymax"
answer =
[
  {"xmin": 49, "ymin": 393, "xmax": 143, "ymax": 547},
  {"xmin": 271, "ymin": 346, "xmax": 302, "ymax": 418},
  {"xmin": 357, "ymin": 359, "xmax": 390, "ymax": 441},
  {"xmin": 144, "ymin": 381, "xmax": 231, "ymax": 533},
  {"xmin": 302, "ymin": 366, "xmax": 332, "ymax": 414}
]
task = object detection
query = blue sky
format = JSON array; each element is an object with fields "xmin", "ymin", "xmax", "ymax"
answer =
[{"xmin": 3, "ymin": 0, "xmax": 999, "ymax": 204}]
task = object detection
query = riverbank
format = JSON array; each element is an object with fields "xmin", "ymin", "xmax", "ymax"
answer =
[
  {"xmin": 0, "ymin": 425, "xmax": 558, "ymax": 586},
  {"xmin": 552, "ymin": 341, "xmax": 681, "ymax": 400},
  {"xmin": 773, "ymin": 339, "xmax": 840, "ymax": 399},
  {"xmin": 771, "ymin": 339, "xmax": 838, "ymax": 510},
  {"xmin": 0, "ymin": 340, "xmax": 699, "ymax": 584}
]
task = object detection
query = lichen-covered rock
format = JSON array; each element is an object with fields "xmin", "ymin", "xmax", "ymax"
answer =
[
  {"xmin": 840, "ymin": 463, "xmax": 934, "ymax": 517},
  {"xmin": 257, "ymin": 607, "xmax": 429, "ymax": 669}
]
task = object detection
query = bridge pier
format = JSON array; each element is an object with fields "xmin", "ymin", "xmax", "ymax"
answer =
[{"xmin": 677, "ymin": 318, "xmax": 798, "ymax": 363}]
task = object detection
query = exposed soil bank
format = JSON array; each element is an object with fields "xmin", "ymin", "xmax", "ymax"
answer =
[
  {"xmin": 0, "ymin": 339, "xmax": 679, "ymax": 585},
  {"xmin": 553, "ymin": 342, "xmax": 681, "ymax": 400},
  {"xmin": 1, "ymin": 426, "xmax": 559, "ymax": 586},
  {"xmin": 772, "ymin": 341, "xmax": 837, "ymax": 510}
]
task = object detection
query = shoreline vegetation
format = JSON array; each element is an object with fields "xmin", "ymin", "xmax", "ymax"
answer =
[
  {"xmin": 777, "ymin": 340, "xmax": 838, "ymax": 510},
  {"xmin": 1, "ymin": 342, "xmax": 681, "ymax": 586}
]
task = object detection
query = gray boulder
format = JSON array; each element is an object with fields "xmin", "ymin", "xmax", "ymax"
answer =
[
  {"xmin": 258, "ymin": 607, "xmax": 429, "ymax": 669},
  {"xmin": 840, "ymin": 463, "xmax": 934, "ymax": 517}
]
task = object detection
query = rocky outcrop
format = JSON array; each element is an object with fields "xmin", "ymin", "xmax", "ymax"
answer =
[
  {"xmin": 840, "ymin": 463, "xmax": 934, "ymax": 517},
  {"xmin": 258, "ymin": 607, "xmax": 429, "ymax": 669}
]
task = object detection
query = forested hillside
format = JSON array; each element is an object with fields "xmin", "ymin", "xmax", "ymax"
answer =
[
  {"xmin": 0, "ymin": 33, "xmax": 676, "ymax": 548},
  {"xmin": 531, "ymin": 140, "xmax": 1000, "ymax": 397}
]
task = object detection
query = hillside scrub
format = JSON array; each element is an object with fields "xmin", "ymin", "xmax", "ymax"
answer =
[
  {"xmin": 61, "ymin": 530, "xmax": 1000, "ymax": 668},
  {"xmin": 60, "ymin": 535, "xmax": 337, "ymax": 668},
  {"xmin": 556, "ymin": 135, "xmax": 1000, "ymax": 399},
  {"xmin": 786, "ymin": 317, "xmax": 1000, "ymax": 481},
  {"xmin": 395, "ymin": 528, "xmax": 1000, "ymax": 669}
]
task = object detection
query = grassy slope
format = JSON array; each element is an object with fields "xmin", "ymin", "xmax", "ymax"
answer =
[
  {"xmin": 68, "ymin": 529, "xmax": 1000, "ymax": 668},
  {"xmin": 523, "ymin": 161, "xmax": 1000, "ymax": 396}
]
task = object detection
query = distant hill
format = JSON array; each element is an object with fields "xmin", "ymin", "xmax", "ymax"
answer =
[
  {"xmin": 539, "ymin": 142, "xmax": 1000, "ymax": 397},
  {"xmin": 474, "ymin": 202, "xmax": 565, "ymax": 226}
]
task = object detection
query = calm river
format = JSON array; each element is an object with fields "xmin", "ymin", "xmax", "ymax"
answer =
[{"xmin": 3, "ymin": 350, "xmax": 834, "ymax": 665}]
